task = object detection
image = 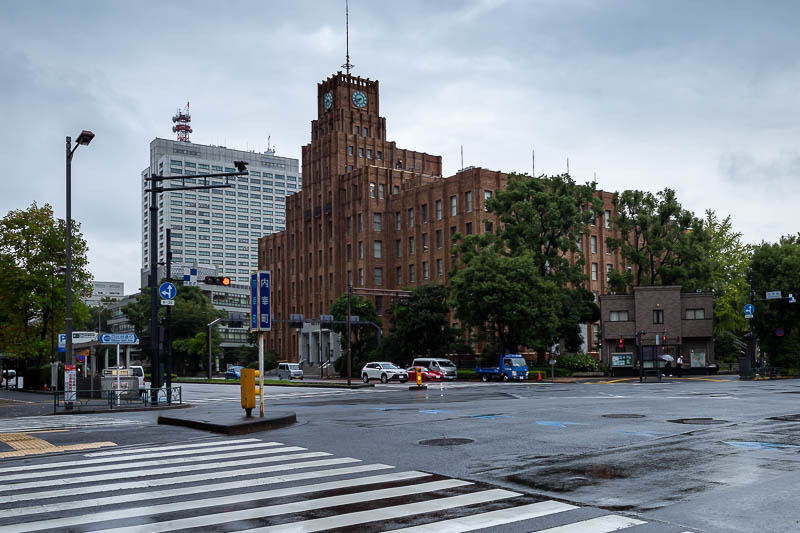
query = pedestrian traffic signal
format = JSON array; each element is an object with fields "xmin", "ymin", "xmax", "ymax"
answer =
[
  {"xmin": 204, "ymin": 276, "xmax": 231, "ymax": 286},
  {"xmin": 618, "ymin": 338, "xmax": 624, "ymax": 349}
]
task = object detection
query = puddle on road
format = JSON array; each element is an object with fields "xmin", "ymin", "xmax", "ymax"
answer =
[{"xmin": 507, "ymin": 463, "xmax": 630, "ymax": 493}]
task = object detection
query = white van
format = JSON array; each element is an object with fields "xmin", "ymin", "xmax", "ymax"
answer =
[
  {"xmin": 277, "ymin": 363, "xmax": 304, "ymax": 380},
  {"xmin": 411, "ymin": 358, "xmax": 458, "ymax": 380}
]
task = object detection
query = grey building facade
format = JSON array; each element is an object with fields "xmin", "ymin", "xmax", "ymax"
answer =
[{"xmin": 141, "ymin": 138, "xmax": 300, "ymax": 285}]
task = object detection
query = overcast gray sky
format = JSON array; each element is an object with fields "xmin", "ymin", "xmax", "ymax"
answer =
[{"xmin": 1, "ymin": 0, "xmax": 798, "ymax": 295}]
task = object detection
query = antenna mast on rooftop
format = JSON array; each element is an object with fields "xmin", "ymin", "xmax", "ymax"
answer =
[
  {"xmin": 172, "ymin": 101, "xmax": 192, "ymax": 142},
  {"xmin": 341, "ymin": 0, "xmax": 354, "ymax": 74}
]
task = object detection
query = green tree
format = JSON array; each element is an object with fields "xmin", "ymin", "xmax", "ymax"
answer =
[
  {"xmin": 702, "ymin": 210, "xmax": 752, "ymax": 336},
  {"xmin": 607, "ymin": 188, "xmax": 712, "ymax": 292},
  {"xmin": 748, "ymin": 235, "xmax": 800, "ymax": 368},
  {"xmin": 381, "ymin": 284, "xmax": 457, "ymax": 364},
  {"xmin": 329, "ymin": 294, "xmax": 380, "ymax": 376},
  {"xmin": 122, "ymin": 284, "xmax": 225, "ymax": 374},
  {"xmin": 0, "ymin": 202, "xmax": 91, "ymax": 368},
  {"xmin": 451, "ymin": 174, "xmax": 600, "ymax": 361}
]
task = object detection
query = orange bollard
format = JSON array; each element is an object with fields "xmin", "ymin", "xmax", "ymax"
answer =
[{"xmin": 537, "ymin": 371, "xmax": 542, "ymax": 381}]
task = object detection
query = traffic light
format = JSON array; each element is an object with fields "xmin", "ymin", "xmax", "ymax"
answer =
[
  {"xmin": 204, "ymin": 276, "xmax": 231, "ymax": 286},
  {"xmin": 618, "ymin": 338, "xmax": 624, "ymax": 349}
]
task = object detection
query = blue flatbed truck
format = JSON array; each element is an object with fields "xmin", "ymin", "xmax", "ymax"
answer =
[{"xmin": 476, "ymin": 354, "xmax": 529, "ymax": 382}]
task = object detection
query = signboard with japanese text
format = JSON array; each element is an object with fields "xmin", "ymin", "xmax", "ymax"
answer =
[
  {"xmin": 258, "ymin": 271, "xmax": 271, "ymax": 331},
  {"xmin": 611, "ymin": 353, "xmax": 634, "ymax": 367},
  {"xmin": 64, "ymin": 365, "xmax": 77, "ymax": 402},
  {"xmin": 250, "ymin": 273, "xmax": 258, "ymax": 331}
]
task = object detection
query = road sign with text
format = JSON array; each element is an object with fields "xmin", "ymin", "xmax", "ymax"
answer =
[{"xmin": 250, "ymin": 270, "xmax": 271, "ymax": 332}]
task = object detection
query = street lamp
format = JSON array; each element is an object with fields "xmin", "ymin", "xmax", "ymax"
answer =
[{"xmin": 65, "ymin": 130, "xmax": 95, "ymax": 368}]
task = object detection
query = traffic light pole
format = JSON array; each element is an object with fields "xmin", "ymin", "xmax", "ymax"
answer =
[{"xmin": 145, "ymin": 165, "xmax": 247, "ymax": 396}]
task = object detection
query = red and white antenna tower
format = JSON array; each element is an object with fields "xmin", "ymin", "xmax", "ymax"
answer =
[{"xmin": 172, "ymin": 101, "xmax": 192, "ymax": 142}]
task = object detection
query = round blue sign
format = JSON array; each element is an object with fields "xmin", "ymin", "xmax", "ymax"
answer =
[
  {"xmin": 159, "ymin": 282, "xmax": 177, "ymax": 300},
  {"xmin": 744, "ymin": 304, "xmax": 754, "ymax": 314},
  {"xmin": 776, "ymin": 328, "xmax": 784, "ymax": 337}
]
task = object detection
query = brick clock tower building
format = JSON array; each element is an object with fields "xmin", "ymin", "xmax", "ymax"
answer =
[{"xmin": 259, "ymin": 71, "xmax": 622, "ymax": 361}]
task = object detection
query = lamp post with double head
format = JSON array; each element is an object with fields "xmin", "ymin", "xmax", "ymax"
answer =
[{"xmin": 65, "ymin": 130, "xmax": 95, "ymax": 367}]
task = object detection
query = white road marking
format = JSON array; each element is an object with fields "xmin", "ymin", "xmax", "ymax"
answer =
[
  {"xmin": 535, "ymin": 514, "xmax": 646, "ymax": 532},
  {"xmin": 1, "ymin": 445, "xmax": 306, "ymax": 482},
  {"xmin": 0, "ymin": 471, "xmax": 432, "ymax": 533},
  {"xmin": 3, "ymin": 457, "xmax": 362, "ymax": 504},
  {"xmin": 89, "ymin": 479, "xmax": 475, "ymax": 533},
  {"xmin": 0, "ymin": 441, "xmax": 284, "ymax": 474},
  {"xmin": 235, "ymin": 489, "xmax": 521, "ymax": 533},
  {"xmin": 83, "ymin": 437, "xmax": 261, "ymax": 456},
  {"xmin": 0, "ymin": 415, "xmax": 138, "ymax": 434},
  {"xmin": 388, "ymin": 500, "xmax": 579, "ymax": 532},
  {"xmin": 0, "ymin": 450, "xmax": 329, "ymax": 491}
]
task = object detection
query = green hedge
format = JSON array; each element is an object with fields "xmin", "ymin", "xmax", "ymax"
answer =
[{"xmin": 554, "ymin": 353, "xmax": 597, "ymax": 372}]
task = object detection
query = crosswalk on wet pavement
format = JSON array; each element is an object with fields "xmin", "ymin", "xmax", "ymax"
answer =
[{"xmin": 0, "ymin": 436, "xmax": 699, "ymax": 532}]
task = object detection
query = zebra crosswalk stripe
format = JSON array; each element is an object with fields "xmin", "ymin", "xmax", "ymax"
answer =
[
  {"xmin": 0, "ymin": 441, "xmax": 284, "ymax": 475},
  {"xmin": 0, "ymin": 415, "xmax": 138, "ymax": 434},
  {"xmin": 387, "ymin": 500, "xmax": 579, "ymax": 532},
  {"xmin": 0, "ymin": 436, "xmax": 654, "ymax": 533}
]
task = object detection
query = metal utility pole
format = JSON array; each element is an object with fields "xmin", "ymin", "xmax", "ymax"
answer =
[
  {"xmin": 144, "ymin": 162, "xmax": 247, "ymax": 393},
  {"xmin": 64, "ymin": 130, "xmax": 95, "ymax": 369},
  {"xmin": 636, "ymin": 329, "xmax": 646, "ymax": 382},
  {"xmin": 346, "ymin": 285, "xmax": 352, "ymax": 386},
  {"xmin": 166, "ymin": 228, "xmax": 173, "ymax": 402},
  {"xmin": 207, "ymin": 318, "xmax": 222, "ymax": 380}
]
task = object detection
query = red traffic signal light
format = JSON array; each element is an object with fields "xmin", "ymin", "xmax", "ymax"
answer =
[
  {"xmin": 618, "ymin": 338, "xmax": 624, "ymax": 348},
  {"xmin": 204, "ymin": 276, "xmax": 231, "ymax": 286}
]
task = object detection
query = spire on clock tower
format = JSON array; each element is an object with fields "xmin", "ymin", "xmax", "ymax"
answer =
[{"xmin": 341, "ymin": 0, "xmax": 354, "ymax": 75}]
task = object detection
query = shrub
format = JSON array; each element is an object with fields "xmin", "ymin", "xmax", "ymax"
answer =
[{"xmin": 555, "ymin": 353, "xmax": 597, "ymax": 372}]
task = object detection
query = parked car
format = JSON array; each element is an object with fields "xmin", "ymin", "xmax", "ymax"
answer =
[
  {"xmin": 411, "ymin": 358, "xmax": 458, "ymax": 380},
  {"xmin": 277, "ymin": 363, "xmax": 304, "ymax": 380},
  {"xmin": 405, "ymin": 366, "xmax": 444, "ymax": 382},
  {"xmin": 361, "ymin": 362, "xmax": 408, "ymax": 384},
  {"xmin": 1, "ymin": 369, "xmax": 17, "ymax": 388},
  {"xmin": 225, "ymin": 366, "xmax": 244, "ymax": 380}
]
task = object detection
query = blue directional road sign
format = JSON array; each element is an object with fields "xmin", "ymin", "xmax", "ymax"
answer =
[
  {"xmin": 99, "ymin": 333, "xmax": 139, "ymax": 345},
  {"xmin": 250, "ymin": 273, "xmax": 258, "ymax": 331},
  {"xmin": 159, "ymin": 282, "xmax": 177, "ymax": 300},
  {"xmin": 744, "ymin": 304, "xmax": 754, "ymax": 319},
  {"xmin": 790, "ymin": 294, "xmax": 796, "ymax": 304},
  {"xmin": 258, "ymin": 271, "xmax": 271, "ymax": 331}
]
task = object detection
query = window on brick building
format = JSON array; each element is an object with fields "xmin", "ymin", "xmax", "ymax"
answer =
[
  {"xmin": 423, "ymin": 261, "xmax": 429, "ymax": 280},
  {"xmin": 465, "ymin": 191, "xmax": 473, "ymax": 213},
  {"xmin": 348, "ymin": 146, "xmax": 353, "ymax": 156},
  {"xmin": 358, "ymin": 148, "xmax": 364, "ymax": 158},
  {"xmin": 354, "ymin": 126, "xmax": 360, "ymax": 135},
  {"xmin": 358, "ymin": 214, "xmax": 363, "ymax": 232},
  {"xmin": 373, "ymin": 213, "xmax": 382, "ymax": 231},
  {"xmin": 436, "ymin": 229, "xmax": 443, "ymax": 248},
  {"xmin": 610, "ymin": 311, "xmax": 629, "ymax": 322},
  {"xmin": 374, "ymin": 267, "xmax": 383, "ymax": 286},
  {"xmin": 359, "ymin": 268, "xmax": 364, "ymax": 286},
  {"xmin": 374, "ymin": 240, "xmax": 382, "ymax": 259},
  {"xmin": 408, "ymin": 208, "xmax": 414, "ymax": 228},
  {"xmin": 591, "ymin": 236, "xmax": 597, "ymax": 254},
  {"xmin": 358, "ymin": 241, "xmax": 364, "ymax": 259},
  {"xmin": 347, "ymin": 244, "xmax": 352, "ymax": 261},
  {"xmin": 485, "ymin": 221, "xmax": 493, "ymax": 233},
  {"xmin": 409, "ymin": 236, "xmax": 415, "ymax": 255},
  {"xmin": 369, "ymin": 183, "xmax": 376, "ymax": 198},
  {"xmin": 421, "ymin": 204, "xmax": 428, "ymax": 224},
  {"xmin": 393, "ymin": 184, "xmax": 399, "ymax": 194},
  {"xmin": 605, "ymin": 210, "xmax": 611, "ymax": 229},
  {"xmin": 653, "ymin": 309, "xmax": 664, "ymax": 324},
  {"xmin": 686, "ymin": 308, "xmax": 705, "ymax": 320},
  {"xmin": 396, "ymin": 239, "xmax": 402, "ymax": 257},
  {"xmin": 396, "ymin": 266, "xmax": 402, "ymax": 285},
  {"xmin": 435, "ymin": 199, "xmax": 442, "ymax": 220},
  {"xmin": 378, "ymin": 184, "xmax": 385, "ymax": 199},
  {"xmin": 395, "ymin": 211, "xmax": 401, "ymax": 230},
  {"xmin": 466, "ymin": 222, "xmax": 473, "ymax": 235},
  {"xmin": 409, "ymin": 264, "xmax": 416, "ymax": 283},
  {"xmin": 436, "ymin": 259, "xmax": 443, "ymax": 279},
  {"xmin": 591, "ymin": 262, "xmax": 598, "ymax": 280},
  {"xmin": 364, "ymin": 127, "xmax": 368, "ymax": 137},
  {"xmin": 484, "ymin": 190, "xmax": 492, "ymax": 211},
  {"xmin": 450, "ymin": 195, "xmax": 457, "ymax": 216}
]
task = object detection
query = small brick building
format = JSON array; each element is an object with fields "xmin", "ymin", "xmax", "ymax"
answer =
[{"xmin": 600, "ymin": 286, "xmax": 714, "ymax": 373}]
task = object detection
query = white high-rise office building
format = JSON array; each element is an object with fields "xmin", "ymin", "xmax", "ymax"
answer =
[{"xmin": 141, "ymin": 138, "xmax": 300, "ymax": 284}]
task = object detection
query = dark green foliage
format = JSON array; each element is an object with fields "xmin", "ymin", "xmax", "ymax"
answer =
[
  {"xmin": 606, "ymin": 188, "xmax": 713, "ymax": 292},
  {"xmin": 330, "ymin": 294, "xmax": 381, "ymax": 377},
  {"xmin": 714, "ymin": 330, "xmax": 745, "ymax": 364},
  {"xmin": 380, "ymin": 284, "xmax": 458, "ymax": 364},
  {"xmin": 748, "ymin": 235, "xmax": 800, "ymax": 366},
  {"xmin": 555, "ymin": 353, "xmax": 598, "ymax": 372},
  {"xmin": 0, "ymin": 202, "xmax": 91, "ymax": 367},
  {"xmin": 450, "ymin": 173, "xmax": 600, "ymax": 360}
]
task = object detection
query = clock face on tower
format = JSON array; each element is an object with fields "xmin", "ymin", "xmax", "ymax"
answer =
[
  {"xmin": 352, "ymin": 90, "xmax": 367, "ymax": 108},
  {"xmin": 324, "ymin": 91, "xmax": 333, "ymax": 111}
]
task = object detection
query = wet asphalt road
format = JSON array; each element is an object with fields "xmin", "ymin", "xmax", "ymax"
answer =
[{"xmin": 2, "ymin": 376, "xmax": 800, "ymax": 532}]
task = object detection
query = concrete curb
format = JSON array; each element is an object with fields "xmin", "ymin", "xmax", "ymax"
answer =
[
  {"xmin": 52, "ymin": 403, "xmax": 193, "ymax": 415},
  {"xmin": 157, "ymin": 411, "xmax": 297, "ymax": 435}
]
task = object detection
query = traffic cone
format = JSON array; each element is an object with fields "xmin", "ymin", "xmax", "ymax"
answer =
[{"xmin": 537, "ymin": 371, "xmax": 542, "ymax": 381}]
